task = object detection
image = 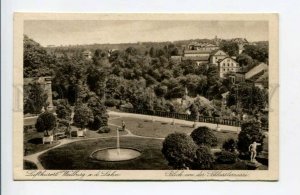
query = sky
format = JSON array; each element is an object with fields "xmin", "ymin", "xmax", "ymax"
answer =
[{"xmin": 24, "ymin": 20, "xmax": 268, "ymax": 46}]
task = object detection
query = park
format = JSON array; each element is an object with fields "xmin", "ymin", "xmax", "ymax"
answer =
[
  {"xmin": 24, "ymin": 108, "xmax": 268, "ymax": 170},
  {"xmin": 22, "ymin": 33, "xmax": 269, "ymax": 171}
]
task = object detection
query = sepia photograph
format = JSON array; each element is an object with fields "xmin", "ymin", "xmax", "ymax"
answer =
[{"xmin": 13, "ymin": 13, "xmax": 279, "ymax": 180}]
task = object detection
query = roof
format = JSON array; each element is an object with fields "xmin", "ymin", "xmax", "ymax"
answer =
[
  {"xmin": 182, "ymin": 56, "xmax": 210, "ymax": 61},
  {"xmin": 24, "ymin": 77, "xmax": 52, "ymax": 85},
  {"xmin": 82, "ymin": 50, "xmax": 92, "ymax": 54},
  {"xmin": 184, "ymin": 50, "xmax": 211, "ymax": 54},
  {"xmin": 210, "ymin": 49, "xmax": 228, "ymax": 56},
  {"xmin": 188, "ymin": 42, "xmax": 218, "ymax": 47},
  {"xmin": 255, "ymin": 71, "xmax": 268, "ymax": 83},
  {"xmin": 231, "ymin": 38, "xmax": 248, "ymax": 44},
  {"xmin": 245, "ymin": 63, "xmax": 268, "ymax": 80},
  {"xmin": 219, "ymin": 57, "xmax": 238, "ymax": 64}
]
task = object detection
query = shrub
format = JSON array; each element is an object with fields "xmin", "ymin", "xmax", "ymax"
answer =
[
  {"xmin": 70, "ymin": 131, "xmax": 78, "ymax": 137},
  {"xmin": 216, "ymin": 151, "xmax": 237, "ymax": 164},
  {"xmin": 190, "ymin": 126, "xmax": 218, "ymax": 147},
  {"xmin": 193, "ymin": 146, "xmax": 214, "ymax": 169},
  {"xmin": 105, "ymin": 99, "xmax": 119, "ymax": 107},
  {"xmin": 90, "ymin": 114, "xmax": 108, "ymax": 130},
  {"xmin": 222, "ymin": 138, "xmax": 237, "ymax": 152},
  {"xmin": 237, "ymin": 120, "xmax": 264, "ymax": 155},
  {"xmin": 162, "ymin": 132, "xmax": 198, "ymax": 169},
  {"xmin": 35, "ymin": 112, "xmax": 56, "ymax": 136},
  {"xmin": 98, "ymin": 126, "xmax": 111, "ymax": 134}
]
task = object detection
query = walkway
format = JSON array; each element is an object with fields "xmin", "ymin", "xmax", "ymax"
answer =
[{"xmin": 108, "ymin": 110, "xmax": 241, "ymax": 132}]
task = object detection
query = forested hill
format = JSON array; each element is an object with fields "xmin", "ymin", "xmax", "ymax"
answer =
[{"xmin": 24, "ymin": 34, "xmax": 268, "ymax": 120}]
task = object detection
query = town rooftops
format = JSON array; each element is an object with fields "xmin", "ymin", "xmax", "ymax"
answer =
[
  {"xmin": 182, "ymin": 56, "xmax": 210, "ymax": 61},
  {"xmin": 188, "ymin": 42, "xmax": 218, "ymax": 47},
  {"xmin": 184, "ymin": 50, "xmax": 212, "ymax": 54}
]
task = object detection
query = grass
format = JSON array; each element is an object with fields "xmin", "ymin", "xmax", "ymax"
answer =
[
  {"xmin": 24, "ymin": 124, "xmax": 127, "ymax": 156},
  {"xmin": 39, "ymin": 136, "xmax": 257, "ymax": 170},
  {"xmin": 24, "ymin": 160, "xmax": 37, "ymax": 170},
  {"xmin": 109, "ymin": 117, "xmax": 238, "ymax": 148},
  {"xmin": 24, "ymin": 131, "xmax": 60, "ymax": 155},
  {"xmin": 39, "ymin": 137, "xmax": 170, "ymax": 170}
]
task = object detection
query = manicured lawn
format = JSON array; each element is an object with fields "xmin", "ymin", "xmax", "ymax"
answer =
[
  {"xmin": 24, "ymin": 124, "xmax": 126, "ymax": 156},
  {"xmin": 109, "ymin": 117, "xmax": 238, "ymax": 148},
  {"xmin": 24, "ymin": 131, "xmax": 60, "ymax": 156},
  {"xmin": 39, "ymin": 136, "xmax": 254, "ymax": 170},
  {"xmin": 39, "ymin": 137, "xmax": 170, "ymax": 170},
  {"xmin": 24, "ymin": 160, "xmax": 37, "ymax": 170}
]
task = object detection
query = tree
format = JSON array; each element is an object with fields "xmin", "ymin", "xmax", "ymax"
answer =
[
  {"xmin": 192, "ymin": 146, "xmax": 214, "ymax": 169},
  {"xmin": 54, "ymin": 99, "xmax": 72, "ymax": 120},
  {"xmin": 73, "ymin": 104, "xmax": 94, "ymax": 129},
  {"xmin": 24, "ymin": 82, "xmax": 48, "ymax": 114},
  {"xmin": 35, "ymin": 112, "xmax": 56, "ymax": 136},
  {"xmin": 189, "ymin": 103, "xmax": 200, "ymax": 121},
  {"xmin": 220, "ymin": 41, "xmax": 239, "ymax": 56},
  {"xmin": 236, "ymin": 53, "xmax": 253, "ymax": 67},
  {"xmin": 23, "ymin": 35, "xmax": 56, "ymax": 77},
  {"xmin": 87, "ymin": 66, "xmax": 107, "ymax": 98},
  {"xmin": 154, "ymin": 84, "xmax": 168, "ymax": 98},
  {"xmin": 162, "ymin": 132, "xmax": 198, "ymax": 169},
  {"xmin": 237, "ymin": 120, "xmax": 264, "ymax": 155},
  {"xmin": 243, "ymin": 44, "xmax": 268, "ymax": 63},
  {"xmin": 190, "ymin": 126, "xmax": 218, "ymax": 147},
  {"xmin": 87, "ymin": 96, "xmax": 108, "ymax": 130},
  {"xmin": 226, "ymin": 83, "xmax": 267, "ymax": 113}
]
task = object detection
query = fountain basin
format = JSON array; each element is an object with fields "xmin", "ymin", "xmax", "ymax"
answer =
[{"xmin": 90, "ymin": 148, "xmax": 141, "ymax": 162}]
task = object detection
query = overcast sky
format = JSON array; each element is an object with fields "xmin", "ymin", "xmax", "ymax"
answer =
[{"xmin": 24, "ymin": 20, "xmax": 268, "ymax": 46}]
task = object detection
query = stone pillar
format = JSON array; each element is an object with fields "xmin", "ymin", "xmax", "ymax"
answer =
[{"xmin": 43, "ymin": 77, "xmax": 53, "ymax": 110}]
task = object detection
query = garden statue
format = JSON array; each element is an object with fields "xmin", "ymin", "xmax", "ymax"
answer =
[
  {"xmin": 249, "ymin": 141, "xmax": 261, "ymax": 162},
  {"xmin": 122, "ymin": 120, "xmax": 126, "ymax": 131}
]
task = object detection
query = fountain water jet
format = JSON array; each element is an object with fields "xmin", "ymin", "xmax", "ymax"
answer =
[{"xmin": 90, "ymin": 126, "xmax": 141, "ymax": 162}]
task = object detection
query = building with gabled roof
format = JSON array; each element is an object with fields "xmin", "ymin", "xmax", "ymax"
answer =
[
  {"xmin": 218, "ymin": 57, "xmax": 240, "ymax": 78},
  {"xmin": 209, "ymin": 49, "xmax": 228, "ymax": 65}
]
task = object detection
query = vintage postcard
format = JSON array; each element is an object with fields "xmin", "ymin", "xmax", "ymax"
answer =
[{"xmin": 13, "ymin": 13, "xmax": 279, "ymax": 180}]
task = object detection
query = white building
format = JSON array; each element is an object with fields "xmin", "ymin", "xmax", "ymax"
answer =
[{"xmin": 218, "ymin": 57, "xmax": 240, "ymax": 78}]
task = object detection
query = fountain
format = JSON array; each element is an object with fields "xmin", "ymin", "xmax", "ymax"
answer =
[{"xmin": 90, "ymin": 127, "xmax": 141, "ymax": 162}]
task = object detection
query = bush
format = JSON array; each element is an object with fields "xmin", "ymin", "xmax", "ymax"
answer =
[
  {"xmin": 98, "ymin": 126, "xmax": 111, "ymax": 134},
  {"xmin": 237, "ymin": 120, "xmax": 264, "ymax": 155},
  {"xmin": 216, "ymin": 151, "xmax": 237, "ymax": 164},
  {"xmin": 222, "ymin": 138, "xmax": 237, "ymax": 152},
  {"xmin": 35, "ymin": 112, "xmax": 56, "ymax": 136},
  {"xmin": 70, "ymin": 131, "xmax": 78, "ymax": 137},
  {"xmin": 90, "ymin": 114, "xmax": 108, "ymax": 130},
  {"xmin": 193, "ymin": 146, "xmax": 214, "ymax": 169},
  {"xmin": 105, "ymin": 99, "xmax": 119, "ymax": 107},
  {"xmin": 162, "ymin": 132, "xmax": 198, "ymax": 169},
  {"xmin": 190, "ymin": 126, "xmax": 218, "ymax": 147}
]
